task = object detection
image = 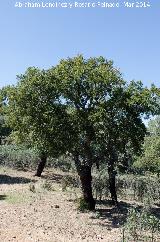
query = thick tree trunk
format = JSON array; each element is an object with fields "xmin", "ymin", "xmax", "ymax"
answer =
[
  {"xmin": 74, "ymin": 154, "xmax": 95, "ymax": 210},
  {"xmin": 108, "ymin": 164, "xmax": 118, "ymax": 205},
  {"xmin": 79, "ymin": 165, "xmax": 95, "ymax": 210},
  {"xmin": 35, "ymin": 153, "xmax": 47, "ymax": 177}
]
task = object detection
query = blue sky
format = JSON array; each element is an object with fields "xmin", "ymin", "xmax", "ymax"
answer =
[{"xmin": 0, "ymin": 0, "xmax": 160, "ymax": 88}]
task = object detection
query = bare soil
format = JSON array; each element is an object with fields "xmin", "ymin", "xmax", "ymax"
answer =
[{"xmin": 0, "ymin": 167, "xmax": 131, "ymax": 242}]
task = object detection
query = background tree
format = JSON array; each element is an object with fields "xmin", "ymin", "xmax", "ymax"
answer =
[
  {"xmin": 148, "ymin": 115, "xmax": 160, "ymax": 136},
  {"xmin": 134, "ymin": 116, "xmax": 160, "ymax": 175},
  {"xmin": 0, "ymin": 89, "xmax": 12, "ymax": 145},
  {"xmin": 0, "ymin": 116, "xmax": 11, "ymax": 145},
  {"xmin": 5, "ymin": 68, "xmax": 75, "ymax": 176}
]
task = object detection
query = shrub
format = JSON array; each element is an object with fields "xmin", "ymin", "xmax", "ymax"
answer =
[
  {"xmin": 92, "ymin": 170, "xmax": 110, "ymax": 200},
  {"xmin": 61, "ymin": 174, "xmax": 80, "ymax": 191},
  {"xmin": 0, "ymin": 145, "xmax": 75, "ymax": 172},
  {"xmin": 47, "ymin": 155, "xmax": 75, "ymax": 172},
  {"xmin": 123, "ymin": 207, "xmax": 160, "ymax": 241},
  {"xmin": 77, "ymin": 197, "xmax": 90, "ymax": 212},
  {"xmin": 92, "ymin": 170, "xmax": 160, "ymax": 204},
  {"xmin": 0, "ymin": 144, "xmax": 39, "ymax": 170}
]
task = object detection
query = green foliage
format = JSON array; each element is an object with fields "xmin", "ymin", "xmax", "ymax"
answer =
[
  {"xmin": 148, "ymin": 116, "xmax": 160, "ymax": 136},
  {"xmin": 119, "ymin": 174, "xmax": 160, "ymax": 203},
  {"xmin": 0, "ymin": 144, "xmax": 75, "ymax": 172},
  {"xmin": 77, "ymin": 197, "xmax": 90, "ymax": 212},
  {"xmin": 134, "ymin": 136, "xmax": 160, "ymax": 174},
  {"xmin": 123, "ymin": 207, "xmax": 160, "ymax": 241},
  {"xmin": 3, "ymin": 56, "xmax": 160, "ymax": 169},
  {"xmin": 134, "ymin": 116, "xmax": 160, "ymax": 174},
  {"xmin": 0, "ymin": 144, "xmax": 39, "ymax": 170},
  {"xmin": 2, "ymin": 55, "xmax": 160, "ymax": 206},
  {"xmin": 47, "ymin": 155, "xmax": 75, "ymax": 172},
  {"xmin": 53, "ymin": 168, "xmax": 160, "ymax": 205},
  {"xmin": 92, "ymin": 170, "xmax": 110, "ymax": 200},
  {"xmin": 4, "ymin": 68, "xmax": 74, "ymax": 158},
  {"xmin": 61, "ymin": 174, "xmax": 79, "ymax": 191},
  {"xmin": 92, "ymin": 171, "xmax": 160, "ymax": 204},
  {"xmin": 0, "ymin": 115, "xmax": 11, "ymax": 144},
  {"xmin": 0, "ymin": 89, "xmax": 12, "ymax": 144},
  {"xmin": 54, "ymin": 55, "xmax": 160, "ymax": 174}
]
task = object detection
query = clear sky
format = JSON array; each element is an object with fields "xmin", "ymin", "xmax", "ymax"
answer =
[{"xmin": 0, "ymin": 0, "xmax": 160, "ymax": 88}]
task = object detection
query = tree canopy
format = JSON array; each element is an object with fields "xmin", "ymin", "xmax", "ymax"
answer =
[
  {"xmin": 1, "ymin": 68, "xmax": 76, "ymax": 177},
  {"xmin": 3, "ymin": 55, "xmax": 160, "ymax": 209}
]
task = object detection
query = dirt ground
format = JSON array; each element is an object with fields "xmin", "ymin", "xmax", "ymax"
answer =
[{"xmin": 0, "ymin": 167, "xmax": 135, "ymax": 242}]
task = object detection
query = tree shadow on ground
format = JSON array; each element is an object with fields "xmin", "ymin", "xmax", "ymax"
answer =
[
  {"xmin": 90, "ymin": 199, "xmax": 160, "ymax": 229},
  {"xmin": 0, "ymin": 174, "xmax": 36, "ymax": 184},
  {"xmin": 0, "ymin": 194, "xmax": 7, "ymax": 200},
  {"xmin": 91, "ymin": 200, "xmax": 134, "ymax": 229},
  {"xmin": 42, "ymin": 173, "xmax": 64, "ymax": 184},
  {"xmin": 150, "ymin": 206, "xmax": 160, "ymax": 219}
]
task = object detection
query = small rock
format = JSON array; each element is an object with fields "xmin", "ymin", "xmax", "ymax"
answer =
[
  {"xmin": 55, "ymin": 205, "xmax": 59, "ymax": 208},
  {"xmin": 97, "ymin": 234, "xmax": 103, "ymax": 239},
  {"xmin": 81, "ymin": 235, "xmax": 86, "ymax": 239}
]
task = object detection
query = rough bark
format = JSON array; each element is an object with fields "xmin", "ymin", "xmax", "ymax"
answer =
[
  {"xmin": 79, "ymin": 165, "xmax": 95, "ymax": 210},
  {"xmin": 108, "ymin": 164, "xmax": 118, "ymax": 205},
  {"xmin": 74, "ymin": 154, "xmax": 95, "ymax": 210},
  {"xmin": 108, "ymin": 145, "xmax": 118, "ymax": 206},
  {"xmin": 35, "ymin": 153, "xmax": 47, "ymax": 177}
]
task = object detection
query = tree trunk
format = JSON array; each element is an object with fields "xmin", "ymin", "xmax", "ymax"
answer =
[
  {"xmin": 79, "ymin": 165, "xmax": 95, "ymax": 210},
  {"xmin": 74, "ymin": 154, "xmax": 95, "ymax": 210},
  {"xmin": 107, "ymin": 142, "xmax": 118, "ymax": 206},
  {"xmin": 35, "ymin": 153, "xmax": 47, "ymax": 177},
  {"xmin": 108, "ymin": 163, "xmax": 118, "ymax": 205}
]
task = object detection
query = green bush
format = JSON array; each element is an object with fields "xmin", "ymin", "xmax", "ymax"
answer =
[
  {"xmin": 92, "ymin": 170, "xmax": 110, "ymax": 200},
  {"xmin": 92, "ymin": 170, "xmax": 160, "ymax": 204},
  {"xmin": 0, "ymin": 145, "xmax": 75, "ymax": 172},
  {"xmin": 133, "ymin": 135, "xmax": 160, "ymax": 175},
  {"xmin": 118, "ymin": 174, "xmax": 160, "ymax": 203},
  {"xmin": 123, "ymin": 207, "xmax": 160, "ymax": 241},
  {"xmin": 47, "ymin": 155, "xmax": 76, "ymax": 172},
  {"xmin": 61, "ymin": 174, "xmax": 80, "ymax": 191},
  {"xmin": 0, "ymin": 144, "xmax": 39, "ymax": 170},
  {"xmin": 77, "ymin": 197, "xmax": 90, "ymax": 212},
  {"xmin": 61, "ymin": 171, "xmax": 160, "ymax": 205}
]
